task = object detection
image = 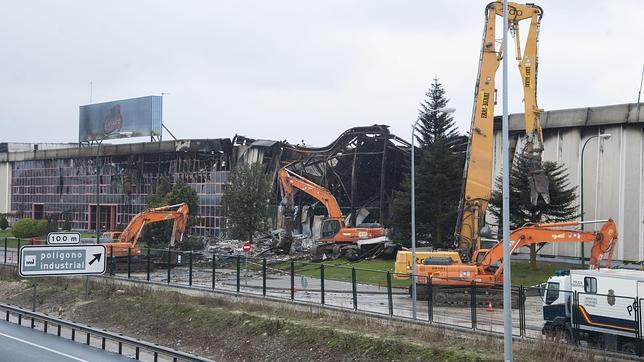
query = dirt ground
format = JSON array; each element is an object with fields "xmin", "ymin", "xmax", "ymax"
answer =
[{"xmin": 0, "ymin": 267, "xmax": 622, "ymax": 362}]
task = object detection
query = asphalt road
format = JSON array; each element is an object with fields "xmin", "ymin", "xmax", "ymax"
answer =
[{"xmin": 0, "ymin": 319, "xmax": 131, "ymax": 362}]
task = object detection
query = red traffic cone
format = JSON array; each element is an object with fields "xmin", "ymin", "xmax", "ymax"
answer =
[{"xmin": 486, "ymin": 301, "xmax": 494, "ymax": 312}]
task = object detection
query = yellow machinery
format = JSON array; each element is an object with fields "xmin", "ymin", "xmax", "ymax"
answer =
[
  {"xmin": 454, "ymin": 1, "xmax": 548, "ymax": 261},
  {"xmin": 396, "ymin": 1, "xmax": 551, "ymax": 279}
]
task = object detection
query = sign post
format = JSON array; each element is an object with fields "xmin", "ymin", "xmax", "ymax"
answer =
[
  {"xmin": 19, "ymin": 245, "xmax": 107, "ymax": 277},
  {"xmin": 242, "ymin": 242, "xmax": 251, "ymax": 285}
]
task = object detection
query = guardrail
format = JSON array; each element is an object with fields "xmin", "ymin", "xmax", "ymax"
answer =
[{"xmin": 0, "ymin": 302, "xmax": 212, "ymax": 362}]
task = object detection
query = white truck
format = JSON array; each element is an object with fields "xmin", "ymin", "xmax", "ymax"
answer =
[{"xmin": 542, "ymin": 269, "xmax": 644, "ymax": 355}]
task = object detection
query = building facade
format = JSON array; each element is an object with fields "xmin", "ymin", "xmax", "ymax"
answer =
[
  {"xmin": 1, "ymin": 139, "xmax": 232, "ymax": 237},
  {"xmin": 492, "ymin": 103, "xmax": 644, "ymax": 263}
]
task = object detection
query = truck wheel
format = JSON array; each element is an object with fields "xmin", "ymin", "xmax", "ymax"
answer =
[{"xmin": 621, "ymin": 342, "xmax": 637, "ymax": 355}]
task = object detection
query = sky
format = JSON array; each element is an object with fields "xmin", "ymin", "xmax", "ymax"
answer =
[{"xmin": 1, "ymin": 1, "xmax": 643, "ymax": 146}]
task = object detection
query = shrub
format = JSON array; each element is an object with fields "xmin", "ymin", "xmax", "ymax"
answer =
[
  {"xmin": 0, "ymin": 216, "xmax": 8, "ymax": 230},
  {"xmin": 11, "ymin": 219, "xmax": 47, "ymax": 238}
]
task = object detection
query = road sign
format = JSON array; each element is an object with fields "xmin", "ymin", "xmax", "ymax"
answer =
[
  {"xmin": 47, "ymin": 232, "xmax": 81, "ymax": 245},
  {"xmin": 242, "ymin": 242, "xmax": 251, "ymax": 252},
  {"xmin": 19, "ymin": 245, "xmax": 106, "ymax": 277}
]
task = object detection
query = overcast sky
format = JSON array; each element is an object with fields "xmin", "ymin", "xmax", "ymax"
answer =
[{"xmin": 1, "ymin": 1, "xmax": 643, "ymax": 146}]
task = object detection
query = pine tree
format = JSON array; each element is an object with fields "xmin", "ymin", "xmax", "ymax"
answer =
[
  {"xmin": 415, "ymin": 77, "xmax": 460, "ymax": 148},
  {"xmin": 392, "ymin": 78, "xmax": 464, "ymax": 248},
  {"xmin": 489, "ymin": 155, "xmax": 578, "ymax": 270}
]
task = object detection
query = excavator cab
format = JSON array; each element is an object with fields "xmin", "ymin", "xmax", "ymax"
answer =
[{"xmin": 321, "ymin": 219, "xmax": 342, "ymax": 239}]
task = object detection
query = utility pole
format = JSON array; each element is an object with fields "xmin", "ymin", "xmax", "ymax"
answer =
[{"xmin": 502, "ymin": 0, "xmax": 513, "ymax": 360}]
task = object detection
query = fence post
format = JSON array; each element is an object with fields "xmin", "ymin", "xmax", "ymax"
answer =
[
  {"xmin": 167, "ymin": 248, "xmax": 171, "ymax": 284},
  {"xmin": 290, "ymin": 260, "xmax": 295, "ymax": 300},
  {"xmin": 519, "ymin": 285, "xmax": 525, "ymax": 337},
  {"xmin": 470, "ymin": 281, "xmax": 476, "ymax": 330},
  {"xmin": 212, "ymin": 255, "xmax": 216, "ymax": 289},
  {"xmin": 4, "ymin": 237, "xmax": 6, "ymax": 264},
  {"xmin": 188, "ymin": 252, "xmax": 193, "ymax": 287},
  {"xmin": 262, "ymin": 258, "xmax": 267, "ymax": 297},
  {"xmin": 352, "ymin": 268, "xmax": 358, "ymax": 311},
  {"xmin": 127, "ymin": 247, "xmax": 131, "ymax": 279},
  {"xmin": 109, "ymin": 245, "xmax": 114, "ymax": 275},
  {"xmin": 386, "ymin": 271, "xmax": 393, "ymax": 316},
  {"xmin": 427, "ymin": 276, "xmax": 433, "ymax": 323},
  {"xmin": 146, "ymin": 248, "xmax": 151, "ymax": 281},
  {"xmin": 236, "ymin": 255, "xmax": 241, "ymax": 293},
  {"xmin": 320, "ymin": 264, "xmax": 325, "ymax": 305}
]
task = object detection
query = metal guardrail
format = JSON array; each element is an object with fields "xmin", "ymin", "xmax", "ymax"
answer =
[{"xmin": 0, "ymin": 302, "xmax": 212, "ymax": 362}]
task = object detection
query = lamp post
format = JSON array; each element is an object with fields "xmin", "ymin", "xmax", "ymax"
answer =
[
  {"xmin": 410, "ymin": 107, "xmax": 455, "ymax": 319},
  {"xmin": 95, "ymin": 132, "xmax": 133, "ymax": 243},
  {"xmin": 579, "ymin": 133, "xmax": 611, "ymax": 266}
]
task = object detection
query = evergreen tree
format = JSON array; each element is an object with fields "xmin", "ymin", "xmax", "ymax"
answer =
[
  {"xmin": 489, "ymin": 154, "xmax": 578, "ymax": 270},
  {"xmin": 415, "ymin": 77, "xmax": 460, "ymax": 148},
  {"xmin": 392, "ymin": 78, "xmax": 464, "ymax": 248}
]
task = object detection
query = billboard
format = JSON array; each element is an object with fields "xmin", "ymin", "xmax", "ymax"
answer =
[{"xmin": 79, "ymin": 96, "xmax": 162, "ymax": 142}]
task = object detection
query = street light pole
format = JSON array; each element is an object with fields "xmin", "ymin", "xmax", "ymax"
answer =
[
  {"xmin": 579, "ymin": 133, "xmax": 611, "ymax": 267},
  {"xmin": 95, "ymin": 139, "xmax": 103, "ymax": 244},
  {"xmin": 94, "ymin": 131, "xmax": 133, "ymax": 244},
  {"xmin": 410, "ymin": 107, "xmax": 455, "ymax": 320}
]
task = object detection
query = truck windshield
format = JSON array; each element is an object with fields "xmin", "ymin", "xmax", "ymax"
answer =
[{"xmin": 545, "ymin": 282, "xmax": 560, "ymax": 305}]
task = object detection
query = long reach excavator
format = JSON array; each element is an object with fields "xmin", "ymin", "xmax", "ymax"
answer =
[{"xmin": 394, "ymin": 1, "xmax": 610, "ymax": 305}]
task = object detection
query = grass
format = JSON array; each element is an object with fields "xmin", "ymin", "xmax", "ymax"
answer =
[{"xmin": 510, "ymin": 260, "xmax": 580, "ymax": 286}]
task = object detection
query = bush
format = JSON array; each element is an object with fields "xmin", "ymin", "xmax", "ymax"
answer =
[
  {"xmin": 12, "ymin": 218, "xmax": 47, "ymax": 238},
  {"xmin": 0, "ymin": 216, "xmax": 8, "ymax": 230}
]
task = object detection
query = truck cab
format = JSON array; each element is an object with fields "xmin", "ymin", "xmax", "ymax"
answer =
[
  {"xmin": 541, "ymin": 271, "xmax": 573, "ymax": 340},
  {"xmin": 541, "ymin": 269, "xmax": 644, "ymax": 355}
]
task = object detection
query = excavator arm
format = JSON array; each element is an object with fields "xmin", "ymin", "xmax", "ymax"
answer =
[
  {"xmin": 113, "ymin": 203, "xmax": 190, "ymax": 255},
  {"xmin": 278, "ymin": 168, "xmax": 343, "ymax": 219},
  {"xmin": 478, "ymin": 219, "xmax": 617, "ymax": 282},
  {"xmin": 455, "ymin": 1, "xmax": 547, "ymax": 260}
]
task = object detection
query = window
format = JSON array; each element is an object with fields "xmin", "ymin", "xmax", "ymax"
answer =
[
  {"xmin": 584, "ymin": 277, "xmax": 597, "ymax": 294},
  {"xmin": 545, "ymin": 282, "xmax": 560, "ymax": 305}
]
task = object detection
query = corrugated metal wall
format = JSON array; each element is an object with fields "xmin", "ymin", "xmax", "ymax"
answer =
[{"xmin": 492, "ymin": 103, "xmax": 644, "ymax": 263}]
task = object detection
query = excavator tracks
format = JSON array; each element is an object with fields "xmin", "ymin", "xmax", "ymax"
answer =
[{"xmin": 412, "ymin": 284, "xmax": 524, "ymax": 307}]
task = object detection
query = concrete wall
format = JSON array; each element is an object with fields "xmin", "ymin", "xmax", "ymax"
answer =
[
  {"xmin": 0, "ymin": 162, "xmax": 9, "ymax": 214},
  {"xmin": 492, "ymin": 103, "xmax": 644, "ymax": 263}
]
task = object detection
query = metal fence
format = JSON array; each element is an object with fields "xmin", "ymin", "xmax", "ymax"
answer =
[{"xmin": 1, "ymin": 240, "xmax": 642, "ymax": 357}]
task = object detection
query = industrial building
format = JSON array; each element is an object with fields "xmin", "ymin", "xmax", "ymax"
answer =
[
  {"xmin": 492, "ymin": 102, "xmax": 644, "ymax": 263},
  {"xmin": 0, "ymin": 126, "xmax": 409, "ymax": 238}
]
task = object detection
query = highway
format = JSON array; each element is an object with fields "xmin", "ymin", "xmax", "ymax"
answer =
[{"xmin": 0, "ymin": 319, "xmax": 130, "ymax": 362}]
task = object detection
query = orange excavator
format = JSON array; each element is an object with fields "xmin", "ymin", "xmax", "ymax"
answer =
[
  {"xmin": 399, "ymin": 219, "xmax": 617, "ymax": 305},
  {"xmin": 104, "ymin": 203, "xmax": 189, "ymax": 258},
  {"xmin": 278, "ymin": 167, "xmax": 387, "ymax": 258}
]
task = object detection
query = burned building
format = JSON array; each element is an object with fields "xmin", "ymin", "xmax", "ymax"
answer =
[
  {"xmin": 1, "ymin": 126, "xmax": 409, "ymax": 239},
  {"xmin": 2, "ymin": 140, "xmax": 232, "ymax": 237}
]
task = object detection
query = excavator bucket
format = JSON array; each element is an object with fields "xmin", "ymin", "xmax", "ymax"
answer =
[{"xmin": 524, "ymin": 145, "xmax": 550, "ymax": 205}]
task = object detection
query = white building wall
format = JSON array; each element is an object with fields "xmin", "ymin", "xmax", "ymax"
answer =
[
  {"xmin": 491, "ymin": 103, "xmax": 644, "ymax": 263},
  {"xmin": 0, "ymin": 162, "xmax": 10, "ymax": 214}
]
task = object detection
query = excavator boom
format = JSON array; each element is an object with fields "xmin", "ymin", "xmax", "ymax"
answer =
[
  {"xmin": 455, "ymin": 1, "xmax": 548, "ymax": 261},
  {"xmin": 107, "ymin": 203, "xmax": 190, "ymax": 257}
]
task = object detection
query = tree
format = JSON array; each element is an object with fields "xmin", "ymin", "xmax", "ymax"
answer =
[
  {"xmin": 415, "ymin": 77, "xmax": 460, "ymax": 148},
  {"xmin": 142, "ymin": 178, "xmax": 199, "ymax": 248},
  {"xmin": 12, "ymin": 218, "xmax": 47, "ymax": 238},
  {"xmin": 0, "ymin": 216, "xmax": 8, "ymax": 230},
  {"xmin": 489, "ymin": 154, "xmax": 578, "ymax": 271},
  {"xmin": 223, "ymin": 162, "xmax": 273, "ymax": 242},
  {"xmin": 392, "ymin": 78, "xmax": 465, "ymax": 248}
]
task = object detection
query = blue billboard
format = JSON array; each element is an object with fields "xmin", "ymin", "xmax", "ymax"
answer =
[{"xmin": 79, "ymin": 96, "xmax": 162, "ymax": 142}]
